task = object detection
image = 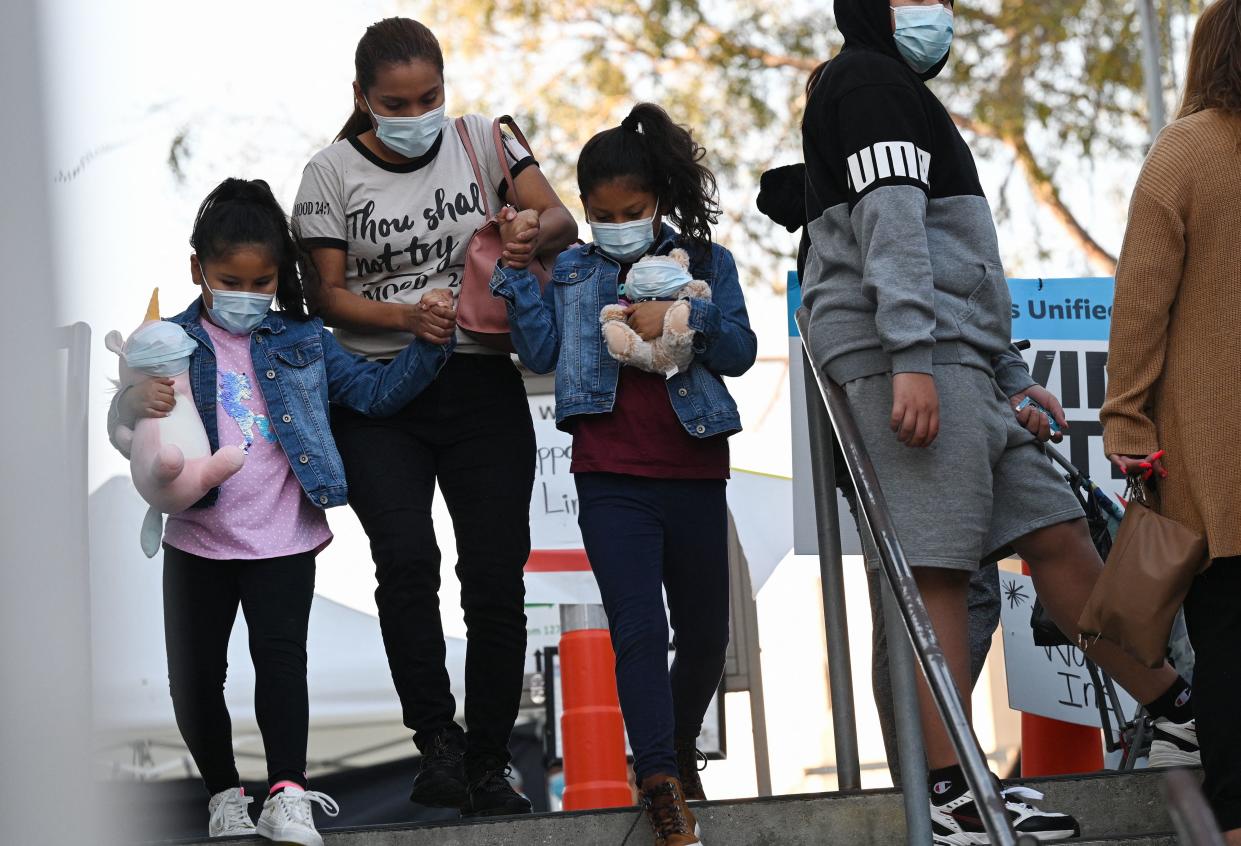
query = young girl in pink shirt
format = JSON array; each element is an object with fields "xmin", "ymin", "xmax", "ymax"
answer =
[{"xmin": 109, "ymin": 178, "xmax": 452, "ymax": 844}]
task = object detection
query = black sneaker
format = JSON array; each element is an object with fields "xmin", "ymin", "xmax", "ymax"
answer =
[
  {"xmin": 409, "ymin": 727, "xmax": 468, "ymax": 808},
  {"xmin": 462, "ymin": 763, "xmax": 532, "ymax": 817},
  {"xmin": 675, "ymin": 739, "xmax": 708, "ymax": 801},
  {"xmin": 930, "ymin": 782, "xmax": 1079, "ymax": 844}
]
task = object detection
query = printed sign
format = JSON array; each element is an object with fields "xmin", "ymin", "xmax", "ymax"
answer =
[
  {"xmin": 999, "ymin": 572, "xmax": 1137, "ymax": 727},
  {"xmin": 528, "ymin": 395, "xmax": 582, "ymax": 551},
  {"xmin": 1007, "ymin": 278, "xmax": 1126, "ymax": 505}
]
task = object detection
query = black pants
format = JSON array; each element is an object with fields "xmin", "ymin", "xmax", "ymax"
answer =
[
  {"xmin": 331, "ymin": 354, "xmax": 535, "ymax": 771},
  {"xmin": 1183, "ymin": 556, "xmax": 1241, "ymax": 831},
  {"xmin": 575, "ymin": 473, "xmax": 731, "ymax": 782},
  {"xmin": 163, "ymin": 545, "xmax": 315, "ymax": 795}
]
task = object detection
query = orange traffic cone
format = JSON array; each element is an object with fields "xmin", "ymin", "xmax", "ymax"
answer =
[{"xmin": 559, "ymin": 604, "xmax": 632, "ymax": 810}]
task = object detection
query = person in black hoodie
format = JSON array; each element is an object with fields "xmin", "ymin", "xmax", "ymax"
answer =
[
  {"xmin": 800, "ymin": 2, "xmax": 1199, "ymax": 843},
  {"xmin": 757, "ymin": 161, "xmax": 1004, "ymax": 788}
]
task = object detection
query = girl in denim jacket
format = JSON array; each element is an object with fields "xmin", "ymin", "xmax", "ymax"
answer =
[
  {"xmin": 107, "ymin": 178, "xmax": 452, "ymax": 845},
  {"xmin": 492, "ymin": 103, "xmax": 756, "ymax": 846}
]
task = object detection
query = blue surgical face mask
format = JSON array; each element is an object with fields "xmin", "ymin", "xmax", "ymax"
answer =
[
  {"xmin": 201, "ymin": 269, "xmax": 274, "ymax": 335},
  {"xmin": 891, "ymin": 5, "xmax": 954, "ymax": 73},
  {"xmin": 124, "ymin": 322, "xmax": 199, "ymax": 377},
  {"xmin": 626, "ymin": 256, "xmax": 693, "ymax": 301},
  {"xmin": 366, "ymin": 98, "xmax": 446, "ymax": 159},
  {"xmin": 590, "ymin": 215, "xmax": 656, "ymax": 263}
]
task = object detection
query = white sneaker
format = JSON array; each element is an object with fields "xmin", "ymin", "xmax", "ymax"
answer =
[
  {"xmin": 208, "ymin": 787, "xmax": 256, "ymax": 837},
  {"xmin": 931, "ymin": 784, "xmax": 1079, "ymax": 844},
  {"xmin": 255, "ymin": 786, "xmax": 339, "ymax": 846},
  {"xmin": 1149, "ymin": 717, "xmax": 1201, "ymax": 768}
]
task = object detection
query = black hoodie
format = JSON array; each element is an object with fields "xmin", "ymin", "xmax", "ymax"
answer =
[{"xmin": 799, "ymin": 0, "xmax": 1034, "ymax": 396}]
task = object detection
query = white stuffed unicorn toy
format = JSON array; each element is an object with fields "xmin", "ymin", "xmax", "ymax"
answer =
[{"xmin": 106, "ymin": 289, "xmax": 246, "ymax": 556}]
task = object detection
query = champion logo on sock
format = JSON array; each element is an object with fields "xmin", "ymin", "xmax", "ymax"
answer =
[
  {"xmin": 933, "ymin": 780, "xmax": 954, "ymax": 795},
  {"xmin": 1175, "ymin": 689, "xmax": 1191, "ymax": 709}
]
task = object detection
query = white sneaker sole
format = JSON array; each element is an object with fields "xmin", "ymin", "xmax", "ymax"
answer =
[
  {"xmin": 934, "ymin": 828, "xmax": 1078, "ymax": 845},
  {"xmin": 210, "ymin": 825, "xmax": 256, "ymax": 838},
  {"xmin": 255, "ymin": 819, "xmax": 323, "ymax": 846},
  {"xmin": 1149, "ymin": 740, "xmax": 1201, "ymax": 769}
]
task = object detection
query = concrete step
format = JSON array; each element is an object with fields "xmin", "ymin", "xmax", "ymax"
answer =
[{"xmin": 174, "ymin": 769, "xmax": 1187, "ymax": 846}]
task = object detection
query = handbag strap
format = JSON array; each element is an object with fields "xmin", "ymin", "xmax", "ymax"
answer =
[
  {"xmin": 491, "ymin": 115, "xmax": 535, "ymax": 210},
  {"xmin": 453, "ymin": 117, "xmax": 493, "ymax": 219}
]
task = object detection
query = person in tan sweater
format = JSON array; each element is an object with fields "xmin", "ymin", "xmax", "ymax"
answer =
[{"xmin": 1102, "ymin": 0, "xmax": 1241, "ymax": 837}]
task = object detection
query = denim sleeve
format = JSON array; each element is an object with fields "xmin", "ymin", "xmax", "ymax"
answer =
[
  {"xmin": 687, "ymin": 246, "xmax": 758, "ymax": 378},
  {"xmin": 992, "ymin": 343, "xmax": 1036, "ymax": 396},
  {"xmin": 321, "ymin": 326, "xmax": 453, "ymax": 416},
  {"xmin": 490, "ymin": 263, "xmax": 560, "ymax": 374}
]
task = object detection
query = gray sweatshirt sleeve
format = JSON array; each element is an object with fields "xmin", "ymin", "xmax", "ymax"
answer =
[
  {"xmin": 850, "ymin": 185, "xmax": 937, "ymax": 375},
  {"xmin": 992, "ymin": 344, "xmax": 1037, "ymax": 396}
]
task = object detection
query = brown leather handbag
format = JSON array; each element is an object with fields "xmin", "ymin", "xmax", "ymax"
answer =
[
  {"xmin": 1078, "ymin": 476, "xmax": 1209, "ymax": 668},
  {"xmin": 454, "ymin": 116, "xmax": 552, "ymax": 353}
]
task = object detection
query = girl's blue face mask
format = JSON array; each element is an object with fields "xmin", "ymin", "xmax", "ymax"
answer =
[
  {"xmin": 201, "ymin": 268, "xmax": 274, "ymax": 335},
  {"xmin": 589, "ymin": 215, "xmax": 657, "ymax": 263},
  {"xmin": 891, "ymin": 4, "xmax": 954, "ymax": 73}
]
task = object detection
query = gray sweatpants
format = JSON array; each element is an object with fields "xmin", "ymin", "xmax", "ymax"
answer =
[{"xmin": 841, "ymin": 365, "xmax": 1083, "ymax": 781}]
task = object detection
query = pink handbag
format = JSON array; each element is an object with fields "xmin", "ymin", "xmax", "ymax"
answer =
[{"xmin": 454, "ymin": 116, "xmax": 552, "ymax": 353}]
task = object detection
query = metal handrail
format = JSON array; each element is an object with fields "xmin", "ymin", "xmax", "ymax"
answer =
[
  {"xmin": 796, "ymin": 312, "xmax": 1020, "ymax": 846},
  {"xmin": 1164, "ymin": 769, "xmax": 1226, "ymax": 845}
]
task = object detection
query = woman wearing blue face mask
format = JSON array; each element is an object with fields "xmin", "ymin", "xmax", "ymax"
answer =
[
  {"xmin": 292, "ymin": 16, "xmax": 577, "ymax": 818},
  {"xmin": 492, "ymin": 103, "xmax": 756, "ymax": 846},
  {"xmin": 107, "ymin": 178, "xmax": 453, "ymax": 844}
]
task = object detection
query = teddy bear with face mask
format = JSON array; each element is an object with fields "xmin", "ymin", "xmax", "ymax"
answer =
[{"xmin": 599, "ymin": 248, "xmax": 711, "ymax": 378}]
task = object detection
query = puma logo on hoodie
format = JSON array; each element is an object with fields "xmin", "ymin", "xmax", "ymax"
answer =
[
  {"xmin": 847, "ymin": 141, "xmax": 932, "ymax": 192},
  {"xmin": 800, "ymin": 0, "xmax": 1033, "ymax": 398}
]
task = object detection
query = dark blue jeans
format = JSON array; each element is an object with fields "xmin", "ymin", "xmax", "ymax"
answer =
[{"xmin": 574, "ymin": 473, "xmax": 730, "ymax": 782}]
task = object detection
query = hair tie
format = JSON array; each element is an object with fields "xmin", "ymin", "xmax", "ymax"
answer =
[{"xmin": 621, "ymin": 114, "xmax": 643, "ymax": 134}]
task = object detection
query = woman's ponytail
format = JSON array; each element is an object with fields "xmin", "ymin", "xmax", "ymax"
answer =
[
  {"xmin": 578, "ymin": 103, "xmax": 720, "ymax": 246},
  {"xmin": 191, "ymin": 178, "xmax": 308, "ymax": 319}
]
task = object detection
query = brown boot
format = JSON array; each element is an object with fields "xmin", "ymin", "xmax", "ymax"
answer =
[
  {"xmin": 639, "ymin": 775, "xmax": 700, "ymax": 846},
  {"xmin": 674, "ymin": 740, "xmax": 708, "ymax": 801}
]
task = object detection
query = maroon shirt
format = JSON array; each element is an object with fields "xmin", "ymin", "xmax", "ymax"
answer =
[{"xmin": 570, "ymin": 365, "xmax": 730, "ymax": 480}]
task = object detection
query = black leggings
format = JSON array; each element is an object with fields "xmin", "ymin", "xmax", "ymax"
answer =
[
  {"xmin": 574, "ymin": 473, "xmax": 731, "ymax": 782},
  {"xmin": 163, "ymin": 545, "xmax": 315, "ymax": 795},
  {"xmin": 1183, "ymin": 556, "xmax": 1241, "ymax": 831},
  {"xmin": 330, "ymin": 354, "xmax": 535, "ymax": 772}
]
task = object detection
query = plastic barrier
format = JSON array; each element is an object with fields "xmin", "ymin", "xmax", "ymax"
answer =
[{"xmin": 559, "ymin": 605, "xmax": 632, "ymax": 810}]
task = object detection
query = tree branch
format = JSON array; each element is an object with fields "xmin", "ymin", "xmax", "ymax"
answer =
[{"xmin": 951, "ymin": 112, "xmax": 1118, "ymax": 273}]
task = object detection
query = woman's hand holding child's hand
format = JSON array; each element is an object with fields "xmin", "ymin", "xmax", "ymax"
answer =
[
  {"xmin": 891, "ymin": 372, "xmax": 939, "ymax": 448},
  {"xmin": 625, "ymin": 301, "xmax": 675, "ymax": 342},
  {"xmin": 408, "ymin": 288, "xmax": 457, "ymax": 346},
  {"xmin": 124, "ymin": 377, "xmax": 176, "ymax": 420},
  {"xmin": 498, "ymin": 207, "xmax": 541, "ymax": 270}
]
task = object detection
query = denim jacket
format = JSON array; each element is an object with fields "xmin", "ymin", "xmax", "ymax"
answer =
[
  {"xmin": 490, "ymin": 225, "xmax": 757, "ymax": 436},
  {"xmin": 109, "ymin": 298, "xmax": 453, "ymax": 509}
]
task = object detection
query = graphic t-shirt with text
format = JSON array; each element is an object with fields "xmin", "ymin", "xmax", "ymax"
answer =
[
  {"xmin": 293, "ymin": 114, "xmax": 534, "ymax": 358},
  {"xmin": 163, "ymin": 319, "xmax": 333, "ymax": 560}
]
